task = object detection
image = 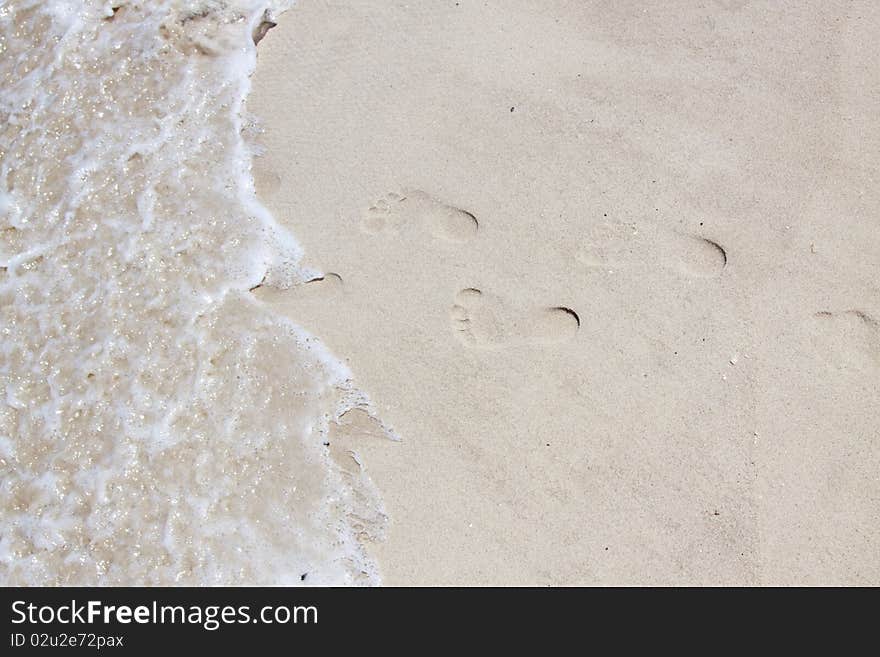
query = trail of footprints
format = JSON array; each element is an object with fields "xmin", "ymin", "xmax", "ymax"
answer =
[
  {"xmin": 259, "ymin": 188, "xmax": 735, "ymax": 349},
  {"xmin": 361, "ymin": 189, "xmax": 580, "ymax": 347},
  {"xmin": 252, "ymin": 187, "xmax": 880, "ymax": 370}
]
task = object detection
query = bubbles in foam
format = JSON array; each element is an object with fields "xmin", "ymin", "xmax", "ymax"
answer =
[{"xmin": 0, "ymin": 0, "xmax": 387, "ymax": 584}]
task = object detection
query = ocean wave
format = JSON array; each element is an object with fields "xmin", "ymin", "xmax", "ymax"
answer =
[{"xmin": 0, "ymin": 0, "xmax": 387, "ymax": 585}]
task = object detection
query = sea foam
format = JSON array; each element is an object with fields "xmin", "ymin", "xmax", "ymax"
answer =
[{"xmin": 0, "ymin": 0, "xmax": 387, "ymax": 584}]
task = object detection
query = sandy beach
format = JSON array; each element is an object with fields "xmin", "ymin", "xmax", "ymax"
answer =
[
  {"xmin": 5, "ymin": 0, "xmax": 875, "ymax": 587},
  {"xmin": 247, "ymin": 0, "xmax": 879, "ymax": 585}
]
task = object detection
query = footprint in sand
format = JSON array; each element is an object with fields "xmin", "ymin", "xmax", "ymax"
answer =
[
  {"xmin": 450, "ymin": 288, "xmax": 579, "ymax": 348},
  {"xmin": 251, "ymin": 272, "xmax": 344, "ymax": 304},
  {"xmin": 576, "ymin": 219, "xmax": 727, "ymax": 278},
  {"xmin": 362, "ymin": 190, "xmax": 479, "ymax": 242},
  {"xmin": 813, "ymin": 309, "xmax": 880, "ymax": 369}
]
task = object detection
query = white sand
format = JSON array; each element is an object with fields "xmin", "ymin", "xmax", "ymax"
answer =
[{"xmin": 248, "ymin": 0, "xmax": 879, "ymax": 584}]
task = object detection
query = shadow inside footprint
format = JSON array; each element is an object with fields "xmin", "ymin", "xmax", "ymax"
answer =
[
  {"xmin": 673, "ymin": 235, "xmax": 727, "ymax": 278},
  {"xmin": 362, "ymin": 190, "xmax": 478, "ymax": 242},
  {"xmin": 450, "ymin": 288, "xmax": 579, "ymax": 348}
]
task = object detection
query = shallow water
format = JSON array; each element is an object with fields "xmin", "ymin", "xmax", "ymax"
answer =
[{"xmin": 0, "ymin": 0, "xmax": 386, "ymax": 585}]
